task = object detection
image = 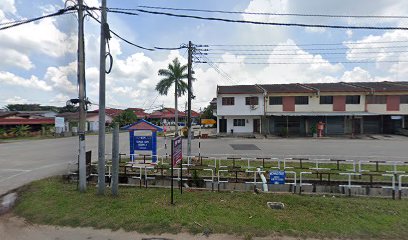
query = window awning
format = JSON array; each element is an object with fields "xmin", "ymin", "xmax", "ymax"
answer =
[{"xmin": 266, "ymin": 112, "xmax": 378, "ymax": 117}]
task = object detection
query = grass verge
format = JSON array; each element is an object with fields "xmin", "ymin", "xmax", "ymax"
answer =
[{"xmin": 14, "ymin": 178, "xmax": 408, "ymax": 239}]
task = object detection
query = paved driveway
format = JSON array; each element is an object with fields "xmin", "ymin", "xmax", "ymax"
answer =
[{"xmin": 0, "ymin": 133, "xmax": 407, "ymax": 195}]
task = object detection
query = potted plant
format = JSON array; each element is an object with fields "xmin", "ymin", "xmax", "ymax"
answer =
[{"xmin": 310, "ymin": 124, "xmax": 317, "ymax": 138}]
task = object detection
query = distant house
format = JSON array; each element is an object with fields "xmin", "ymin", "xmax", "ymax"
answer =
[
  {"xmin": 128, "ymin": 108, "xmax": 148, "ymax": 119},
  {"xmin": 89, "ymin": 108, "xmax": 123, "ymax": 118},
  {"xmin": 0, "ymin": 111, "xmax": 55, "ymax": 131},
  {"xmin": 148, "ymin": 108, "xmax": 186, "ymax": 125},
  {"xmin": 56, "ymin": 112, "xmax": 113, "ymax": 132}
]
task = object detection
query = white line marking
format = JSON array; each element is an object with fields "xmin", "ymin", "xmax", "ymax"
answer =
[
  {"xmin": 0, "ymin": 162, "xmax": 67, "ymax": 184},
  {"xmin": 0, "ymin": 169, "xmax": 31, "ymax": 172}
]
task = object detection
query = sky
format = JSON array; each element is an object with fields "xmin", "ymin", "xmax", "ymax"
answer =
[{"xmin": 1, "ymin": 0, "xmax": 408, "ymax": 112}]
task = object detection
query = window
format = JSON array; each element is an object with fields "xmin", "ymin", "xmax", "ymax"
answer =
[
  {"xmin": 346, "ymin": 95, "xmax": 361, "ymax": 104},
  {"xmin": 366, "ymin": 95, "xmax": 386, "ymax": 104},
  {"xmin": 222, "ymin": 97, "xmax": 234, "ymax": 105},
  {"xmin": 245, "ymin": 97, "xmax": 259, "ymax": 105},
  {"xmin": 295, "ymin": 96, "xmax": 309, "ymax": 105},
  {"xmin": 401, "ymin": 95, "xmax": 408, "ymax": 104},
  {"xmin": 233, "ymin": 119, "xmax": 245, "ymax": 126},
  {"xmin": 320, "ymin": 96, "xmax": 333, "ymax": 104},
  {"xmin": 269, "ymin": 96, "xmax": 282, "ymax": 105}
]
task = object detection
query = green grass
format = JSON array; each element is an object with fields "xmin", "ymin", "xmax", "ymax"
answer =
[{"xmin": 14, "ymin": 178, "xmax": 408, "ymax": 239}]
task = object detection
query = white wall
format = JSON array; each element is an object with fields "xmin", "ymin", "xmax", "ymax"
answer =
[
  {"xmin": 218, "ymin": 116, "xmax": 261, "ymax": 133},
  {"xmin": 217, "ymin": 94, "xmax": 264, "ymax": 116}
]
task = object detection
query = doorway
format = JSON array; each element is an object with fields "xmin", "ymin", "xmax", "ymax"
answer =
[
  {"xmin": 219, "ymin": 119, "xmax": 227, "ymax": 133},
  {"xmin": 253, "ymin": 119, "xmax": 260, "ymax": 133}
]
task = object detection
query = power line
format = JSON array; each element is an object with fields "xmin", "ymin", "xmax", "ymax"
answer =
[
  {"xmin": 203, "ymin": 45, "xmax": 408, "ymax": 52},
  {"xmin": 110, "ymin": 9, "xmax": 408, "ymax": 31},
  {"xmin": 194, "ymin": 60, "xmax": 408, "ymax": 65},
  {"xmin": 113, "ymin": 6, "xmax": 408, "ymax": 19},
  {"xmin": 85, "ymin": 11, "xmax": 155, "ymax": 51},
  {"xmin": 85, "ymin": 7, "xmax": 186, "ymax": 51},
  {"xmin": 202, "ymin": 40, "xmax": 408, "ymax": 47},
  {"xmin": 202, "ymin": 56, "xmax": 405, "ymax": 60},
  {"xmin": 194, "ymin": 52, "xmax": 239, "ymax": 85},
  {"xmin": 0, "ymin": 7, "xmax": 76, "ymax": 31},
  {"xmin": 201, "ymin": 50, "xmax": 408, "ymax": 56}
]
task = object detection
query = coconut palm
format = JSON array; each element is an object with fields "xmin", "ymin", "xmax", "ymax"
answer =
[{"xmin": 156, "ymin": 57, "xmax": 188, "ymax": 135}]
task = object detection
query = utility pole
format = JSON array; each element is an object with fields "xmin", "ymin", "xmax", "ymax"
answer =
[
  {"xmin": 111, "ymin": 123, "xmax": 119, "ymax": 196},
  {"xmin": 97, "ymin": 0, "xmax": 107, "ymax": 195},
  {"xmin": 77, "ymin": 0, "xmax": 86, "ymax": 192},
  {"xmin": 187, "ymin": 41, "xmax": 193, "ymax": 157}
]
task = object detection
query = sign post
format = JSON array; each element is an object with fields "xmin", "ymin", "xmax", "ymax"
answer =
[
  {"xmin": 171, "ymin": 136, "xmax": 182, "ymax": 205},
  {"xmin": 123, "ymin": 120, "xmax": 162, "ymax": 163},
  {"xmin": 269, "ymin": 170, "xmax": 286, "ymax": 184}
]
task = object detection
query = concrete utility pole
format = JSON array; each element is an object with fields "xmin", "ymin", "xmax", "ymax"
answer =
[
  {"xmin": 111, "ymin": 123, "xmax": 119, "ymax": 196},
  {"xmin": 187, "ymin": 41, "xmax": 193, "ymax": 157},
  {"xmin": 175, "ymin": 79, "xmax": 179, "ymax": 136},
  {"xmin": 77, "ymin": 0, "xmax": 87, "ymax": 192},
  {"xmin": 97, "ymin": 0, "xmax": 107, "ymax": 195}
]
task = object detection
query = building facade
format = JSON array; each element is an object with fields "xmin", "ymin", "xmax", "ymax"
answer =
[{"xmin": 216, "ymin": 81, "xmax": 408, "ymax": 136}]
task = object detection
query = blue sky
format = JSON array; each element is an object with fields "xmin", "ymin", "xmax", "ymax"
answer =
[{"xmin": 1, "ymin": 0, "xmax": 408, "ymax": 111}]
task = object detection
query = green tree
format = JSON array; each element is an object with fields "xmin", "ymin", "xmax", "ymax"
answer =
[
  {"xmin": 59, "ymin": 105, "xmax": 79, "ymax": 113},
  {"xmin": 155, "ymin": 58, "xmax": 189, "ymax": 135},
  {"xmin": 112, "ymin": 109, "xmax": 138, "ymax": 127},
  {"xmin": 10, "ymin": 125, "xmax": 31, "ymax": 137},
  {"xmin": 200, "ymin": 104, "xmax": 216, "ymax": 120},
  {"xmin": 5, "ymin": 104, "xmax": 61, "ymax": 112}
]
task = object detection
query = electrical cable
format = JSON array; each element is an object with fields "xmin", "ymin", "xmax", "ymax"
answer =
[
  {"xmin": 86, "ymin": 7, "xmax": 184, "ymax": 51},
  {"xmin": 85, "ymin": 9, "xmax": 155, "ymax": 51},
  {"xmin": 201, "ymin": 50, "xmax": 408, "ymax": 56},
  {"xmin": 0, "ymin": 7, "xmax": 77, "ymax": 31},
  {"xmin": 203, "ymin": 45, "xmax": 408, "ymax": 52},
  {"xmin": 130, "ymin": 5, "xmax": 408, "ymax": 19},
  {"xmin": 194, "ymin": 60, "xmax": 408, "ymax": 65},
  {"xmin": 109, "ymin": 9, "xmax": 408, "ymax": 31},
  {"xmin": 202, "ymin": 40, "xmax": 408, "ymax": 47}
]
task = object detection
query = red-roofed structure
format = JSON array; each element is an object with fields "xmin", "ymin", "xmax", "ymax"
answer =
[
  {"xmin": 128, "ymin": 108, "xmax": 148, "ymax": 118},
  {"xmin": 0, "ymin": 118, "xmax": 54, "ymax": 125},
  {"xmin": 148, "ymin": 108, "xmax": 186, "ymax": 122},
  {"xmin": 90, "ymin": 108, "xmax": 123, "ymax": 118}
]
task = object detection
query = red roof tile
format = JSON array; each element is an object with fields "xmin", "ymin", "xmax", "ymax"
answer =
[{"xmin": 0, "ymin": 118, "xmax": 54, "ymax": 125}]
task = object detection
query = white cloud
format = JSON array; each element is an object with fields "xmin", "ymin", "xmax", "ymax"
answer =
[
  {"xmin": 346, "ymin": 30, "xmax": 353, "ymax": 38},
  {"xmin": 5, "ymin": 96, "xmax": 28, "ymax": 104},
  {"xmin": 44, "ymin": 62, "xmax": 78, "ymax": 94},
  {"xmin": 50, "ymin": 93, "xmax": 70, "ymax": 105},
  {"xmin": 243, "ymin": 0, "xmax": 289, "ymax": 22},
  {"xmin": 0, "ymin": 49, "xmax": 34, "ymax": 70},
  {"xmin": 0, "ymin": 0, "xmax": 16, "ymax": 14},
  {"xmin": 340, "ymin": 67, "xmax": 371, "ymax": 82},
  {"xmin": 0, "ymin": 15, "xmax": 76, "ymax": 71},
  {"xmin": 0, "ymin": 71, "xmax": 52, "ymax": 91}
]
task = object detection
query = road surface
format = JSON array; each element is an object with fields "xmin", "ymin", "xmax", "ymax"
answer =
[{"xmin": 0, "ymin": 133, "xmax": 407, "ymax": 195}]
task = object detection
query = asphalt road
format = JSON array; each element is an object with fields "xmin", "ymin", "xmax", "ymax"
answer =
[{"xmin": 0, "ymin": 133, "xmax": 407, "ymax": 195}]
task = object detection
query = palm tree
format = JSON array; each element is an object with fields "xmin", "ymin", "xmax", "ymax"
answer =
[{"xmin": 156, "ymin": 58, "xmax": 188, "ymax": 135}]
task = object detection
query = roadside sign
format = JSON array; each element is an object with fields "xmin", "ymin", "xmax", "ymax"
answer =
[
  {"xmin": 134, "ymin": 136, "xmax": 152, "ymax": 151},
  {"xmin": 171, "ymin": 136, "xmax": 182, "ymax": 167},
  {"xmin": 55, "ymin": 117, "xmax": 64, "ymax": 128},
  {"xmin": 269, "ymin": 171, "xmax": 286, "ymax": 184},
  {"xmin": 201, "ymin": 119, "xmax": 216, "ymax": 125},
  {"xmin": 170, "ymin": 136, "xmax": 183, "ymax": 204}
]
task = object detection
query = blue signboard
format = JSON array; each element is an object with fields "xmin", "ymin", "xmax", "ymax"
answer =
[
  {"xmin": 134, "ymin": 136, "xmax": 152, "ymax": 151},
  {"xmin": 269, "ymin": 171, "xmax": 286, "ymax": 184}
]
